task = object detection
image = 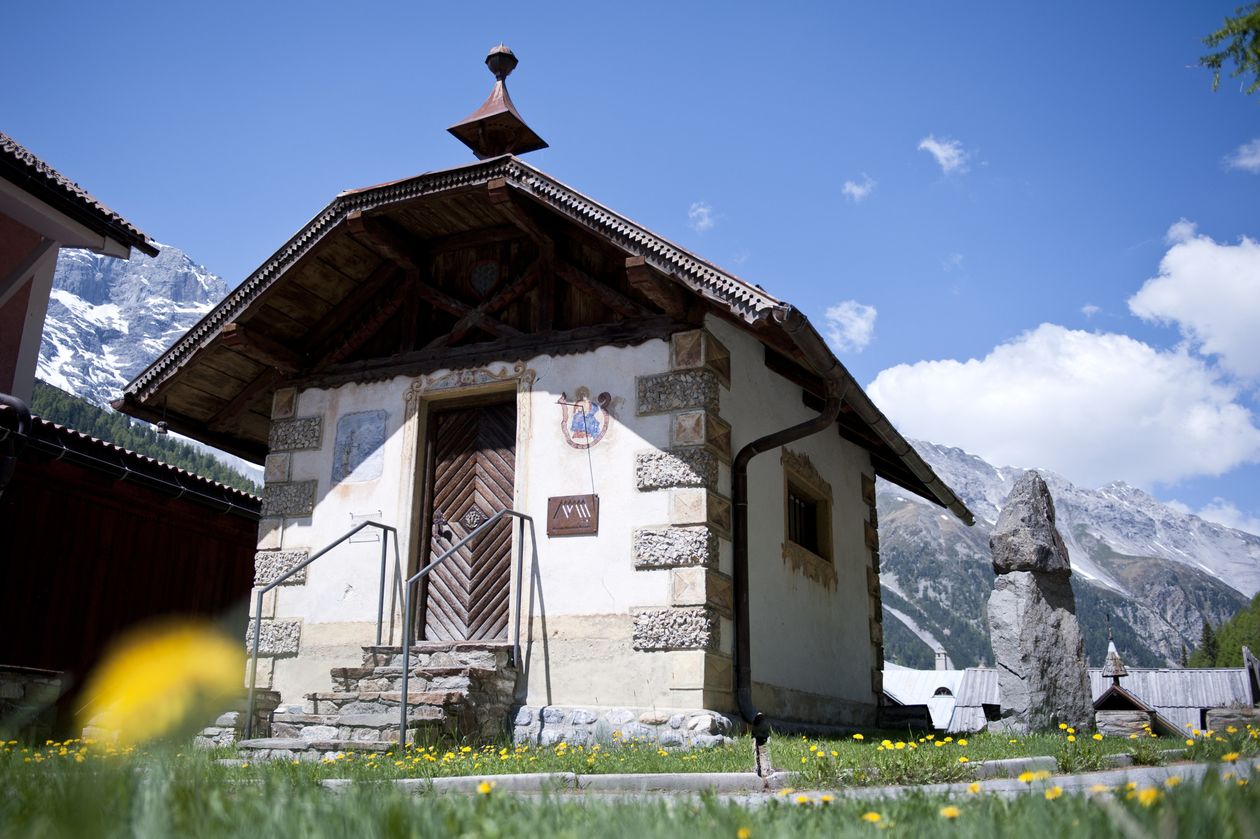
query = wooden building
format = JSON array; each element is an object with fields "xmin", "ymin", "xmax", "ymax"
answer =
[
  {"xmin": 0, "ymin": 131, "xmax": 260, "ymax": 737},
  {"xmin": 117, "ymin": 48, "xmax": 973, "ymax": 751}
]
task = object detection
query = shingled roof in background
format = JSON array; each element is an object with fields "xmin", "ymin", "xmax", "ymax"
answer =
[{"xmin": 0, "ymin": 131, "xmax": 158, "ymax": 257}]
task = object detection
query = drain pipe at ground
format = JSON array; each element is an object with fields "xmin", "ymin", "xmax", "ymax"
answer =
[{"xmin": 732, "ymin": 306, "xmax": 851, "ymax": 776}]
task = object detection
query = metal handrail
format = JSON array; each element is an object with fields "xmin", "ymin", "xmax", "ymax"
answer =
[
  {"xmin": 244, "ymin": 520, "xmax": 402, "ymax": 738},
  {"xmin": 397, "ymin": 509, "xmax": 538, "ymax": 746}
]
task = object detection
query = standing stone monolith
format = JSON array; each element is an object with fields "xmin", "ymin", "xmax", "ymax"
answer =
[{"xmin": 987, "ymin": 472, "xmax": 1093, "ymax": 733}]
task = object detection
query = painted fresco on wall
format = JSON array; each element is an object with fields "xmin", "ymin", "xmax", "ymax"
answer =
[
  {"xmin": 332, "ymin": 410, "xmax": 387, "ymax": 483},
  {"xmin": 558, "ymin": 388, "xmax": 612, "ymax": 449}
]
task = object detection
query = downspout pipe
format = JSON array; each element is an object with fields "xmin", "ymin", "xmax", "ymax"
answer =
[
  {"xmin": 732, "ymin": 306, "xmax": 851, "ymax": 741},
  {"xmin": 0, "ymin": 393, "xmax": 32, "ymax": 500}
]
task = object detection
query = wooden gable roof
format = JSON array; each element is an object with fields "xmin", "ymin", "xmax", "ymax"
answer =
[{"xmin": 115, "ymin": 155, "xmax": 973, "ymax": 524}]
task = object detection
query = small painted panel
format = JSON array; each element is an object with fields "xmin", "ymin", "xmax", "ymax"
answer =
[
  {"xmin": 332, "ymin": 410, "xmax": 387, "ymax": 484},
  {"xmin": 558, "ymin": 387, "xmax": 612, "ymax": 449}
]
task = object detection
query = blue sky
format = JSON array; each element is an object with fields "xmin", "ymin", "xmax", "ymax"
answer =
[{"xmin": 6, "ymin": 1, "xmax": 1260, "ymax": 530}]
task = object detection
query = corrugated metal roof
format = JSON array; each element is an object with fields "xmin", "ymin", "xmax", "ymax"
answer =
[
  {"xmin": 882, "ymin": 667, "xmax": 964, "ymax": 706},
  {"xmin": 954, "ymin": 667, "xmax": 1001, "ymax": 707},
  {"xmin": 1089, "ymin": 668, "xmax": 1254, "ymax": 732}
]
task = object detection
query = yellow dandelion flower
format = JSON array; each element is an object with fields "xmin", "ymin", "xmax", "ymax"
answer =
[
  {"xmin": 939, "ymin": 805, "xmax": 961, "ymax": 819},
  {"xmin": 1137, "ymin": 787, "xmax": 1161, "ymax": 807},
  {"xmin": 1126, "ymin": 781, "xmax": 1138, "ymax": 791},
  {"xmin": 959, "ymin": 757, "xmax": 969, "ymax": 763},
  {"xmin": 1045, "ymin": 786, "xmax": 1063, "ymax": 800},
  {"xmin": 861, "ymin": 812, "xmax": 882, "ymax": 823},
  {"xmin": 1092, "ymin": 733, "xmax": 1104, "ymax": 741},
  {"xmin": 852, "ymin": 733, "xmax": 864, "ymax": 741},
  {"xmin": 894, "ymin": 742, "xmax": 906, "ymax": 750},
  {"xmin": 476, "ymin": 780, "xmax": 495, "ymax": 795},
  {"xmin": 737, "ymin": 829, "xmax": 751, "ymax": 839},
  {"xmin": 1164, "ymin": 776, "xmax": 1182, "ymax": 788},
  {"xmin": 881, "ymin": 740, "xmax": 893, "ymax": 748},
  {"xmin": 1227, "ymin": 726, "xmax": 1239, "ymax": 734},
  {"xmin": 75, "ymin": 619, "xmax": 243, "ymax": 746},
  {"xmin": 967, "ymin": 782, "xmax": 981, "ymax": 794},
  {"xmin": 1239, "ymin": 779, "xmax": 1249, "ymax": 787},
  {"xmin": 1018, "ymin": 771, "xmax": 1036, "ymax": 784},
  {"xmin": 1059, "ymin": 723, "xmax": 1068, "ymax": 730},
  {"xmin": 1130, "ymin": 733, "xmax": 1139, "ymax": 739},
  {"xmin": 1223, "ymin": 752, "xmax": 1241, "ymax": 763},
  {"xmin": 819, "ymin": 794, "xmax": 834, "ymax": 804},
  {"xmin": 1067, "ymin": 735, "xmax": 1076, "ymax": 742},
  {"xmin": 1067, "ymin": 727, "xmax": 1076, "ymax": 735},
  {"xmin": 957, "ymin": 739, "xmax": 968, "ymax": 746},
  {"xmin": 1186, "ymin": 739, "xmax": 1196, "ymax": 747},
  {"xmin": 831, "ymin": 750, "xmax": 839, "ymax": 757},
  {"xmin": 943, "ymin": 736, "xmax": 953, "ymax": 743},
  {"xmin": 1089, "ymin": 784, "xmax": 1111, "ymax": 793},
  {"xmin": 795, "ymin": 794, "xmax": 810, "ymax": 804},
  {"xmin": 934, "ymin": 741, "xmax": 945, "ymax": 748},
  {"xmin": 800, "ymin": 757, "xmax": 808, "ymax": 764}
]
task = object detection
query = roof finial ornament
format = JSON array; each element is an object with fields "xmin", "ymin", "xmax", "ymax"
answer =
[
  {"xmin": 1102, "ymin": 617, "xmax": 1128, "ymax": 686},
  {"xmin": 448, "ymin": 45, "xmax": 548, "ymax": 160}
]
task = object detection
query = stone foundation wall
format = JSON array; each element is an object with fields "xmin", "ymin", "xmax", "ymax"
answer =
[
  {"xmin": 511, "ymin": 704, "xmax": 739, "ymax": 748},
  {"xmin": 192, "ymin": 690, "xmax": 282, "ymax": 748},
  {"xmin": 1096, "ymin": 709, "xmax": 1151, "ymax": 738}
]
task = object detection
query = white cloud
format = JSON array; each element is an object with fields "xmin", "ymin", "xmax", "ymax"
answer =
[
  {"xmin": 942, "ymin": 253, "xmax": 965, "ymax": 271},
  {"xmin": 1129, "ymin": 221, "xmax": 1260, "ymax": 379},
  {"xmin": 825, "ymin": 301, "xmax": 878, "ymax": 353},
  {"xmin": 688, "ymin": 201, "xmax": 715, "ymax": 233},
  {"xmin": 1196, "ymin": 498, "xmax": 1260, "ymax": 536},
  {"xmin": 1081, "ymin": 304, "xmax": 1100, "ymax": 318},
  {"xmin": 1226, "ymin": 138, "xmax": 1260, "ymax": 173},
  {"xmin": 842, "ymin": 174, "xmax": 876, "ymax": 203},
  {"xmin": 917, "ymin": 135, "xmax": 969, "ymax": 174},
  {"xmin": 866, "ymin": 323, "xmax": 1260, "ymax": 488}
]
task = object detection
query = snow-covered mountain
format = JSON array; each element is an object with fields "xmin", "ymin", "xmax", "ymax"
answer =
[
  {"xmin": 880, "ymin": 441, "xmax": 1259, "ymax": 669},
  {"xmin": 39, "ymin": 244, "xmax": 225, "ymax": 407},
  {"xmin": 37, "ymin": 244, "xmax": 263, "ymax": 484}
]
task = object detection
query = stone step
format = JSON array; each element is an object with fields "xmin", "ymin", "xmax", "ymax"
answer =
[
  {"xmin": 237, "ymin": 738, "xmax": 397, "ymax": 761},
  {"xmin": 331, "ymin": 665, "xmax": 510, "ymax": 694},
  {"xmin": 269, "ymin": 705, "xmax": 450, "ymax": 743},
  {"xmin": 305, "ymin": 690, "xmax": 465, "ymax": 715},
  {"xmin": 361, "ymin": 642, "xmax": 514, "ymax": 670}
]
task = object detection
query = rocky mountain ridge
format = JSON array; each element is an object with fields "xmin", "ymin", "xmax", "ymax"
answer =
[
  {"xmin": 880, "ymin": 441, "xmax": 1259, "ymax": 669},
  {"xmin": 39, "ymin": 244, "xmax": 225, "ymax": 408}
]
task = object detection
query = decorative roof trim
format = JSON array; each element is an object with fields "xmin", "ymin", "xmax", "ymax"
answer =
[
  {"xmin": 124, "ymin": 156, "xmax": 781, "ymax": 399},
  {"xmin": 0, "ymin": 131, "xmax": 157, "ymax": 256}
]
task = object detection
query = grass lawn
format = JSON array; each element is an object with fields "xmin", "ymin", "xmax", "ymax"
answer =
[
  {"xmin": 4, "ymin": 739, "xmax": 1260, "ymax": 839},
  {"xmin": 200, "ymin": 722, "xmax": 1256, "ymax": 788}
]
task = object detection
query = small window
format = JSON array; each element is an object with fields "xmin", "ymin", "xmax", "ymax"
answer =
[
  {"xmin": 787, "ymin": 482, "xmax": 825, "ymax": 557},
  {"xmin": 782, "ymin": 448, "xmax": 833, "ymax": 565},
  {"xmin": 933, "ymin": 686, "xmax": 953, "ymax": 697}
]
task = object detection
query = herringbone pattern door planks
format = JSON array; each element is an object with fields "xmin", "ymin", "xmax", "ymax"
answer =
[{"xmin": 422, "ymin": 401, "xmax": 516, "ymax": 641}]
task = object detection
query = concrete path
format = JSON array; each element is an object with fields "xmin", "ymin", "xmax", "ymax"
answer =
[{"xmin": 319, "ymin": 757, "xmax": 1260, "ymax": 805}]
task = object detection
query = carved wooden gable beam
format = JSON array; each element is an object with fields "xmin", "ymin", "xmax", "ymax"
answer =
[
  {"xmin": 425, "ymin": 259, "xmax": 542, "ymax": 350},
  {"xmin": 556, "ymin": 262, "xmax": 654, "ymax": 319},
  {"xmin": 487, "ymin": 178, "xmax": 555, "ymax": 261},
  {"xmin": 218, "ymin": 322, "xmax": 304, "ymax": 373},
  {"xmin": 411, "ymin": 277, "xmax": 522, "ymax": 338},
  {"xmin": 346, "ymin": 210, "xmax": 422, "ymax": 271},
  {"xmin": 206, "ymin": 367, "xmax": 283, "ymax": 431},
  {"xmin": 625, "ymin": 256, "xmax": 686, "ymax": 317}
]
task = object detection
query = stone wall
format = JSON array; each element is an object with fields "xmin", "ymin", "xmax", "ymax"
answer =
[
  {"xmin": 0, "ymin": 666, "xmax": 62, "ymax": 743},
  {"xmin": 512, "ymin": 704, "xmax": 738, "ymax": 748}
]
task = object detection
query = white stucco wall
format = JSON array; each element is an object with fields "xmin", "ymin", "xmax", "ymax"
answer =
[
  {"xmin": 263, "ymin": 320, "xmax": 878, "ymax": 723},
  {"xmin": 706, "ymin": 316, "xmax": 877, "ymax": 719}
]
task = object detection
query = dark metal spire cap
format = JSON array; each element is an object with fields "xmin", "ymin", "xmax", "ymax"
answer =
[{"xmin": 448, "ymin": 45, "xmax": 548, "ymax": 160}]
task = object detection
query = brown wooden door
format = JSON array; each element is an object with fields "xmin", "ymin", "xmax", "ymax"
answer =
[{"xmin": 420, "ymin": 400, "xmax": 516, "ymax": 641}]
